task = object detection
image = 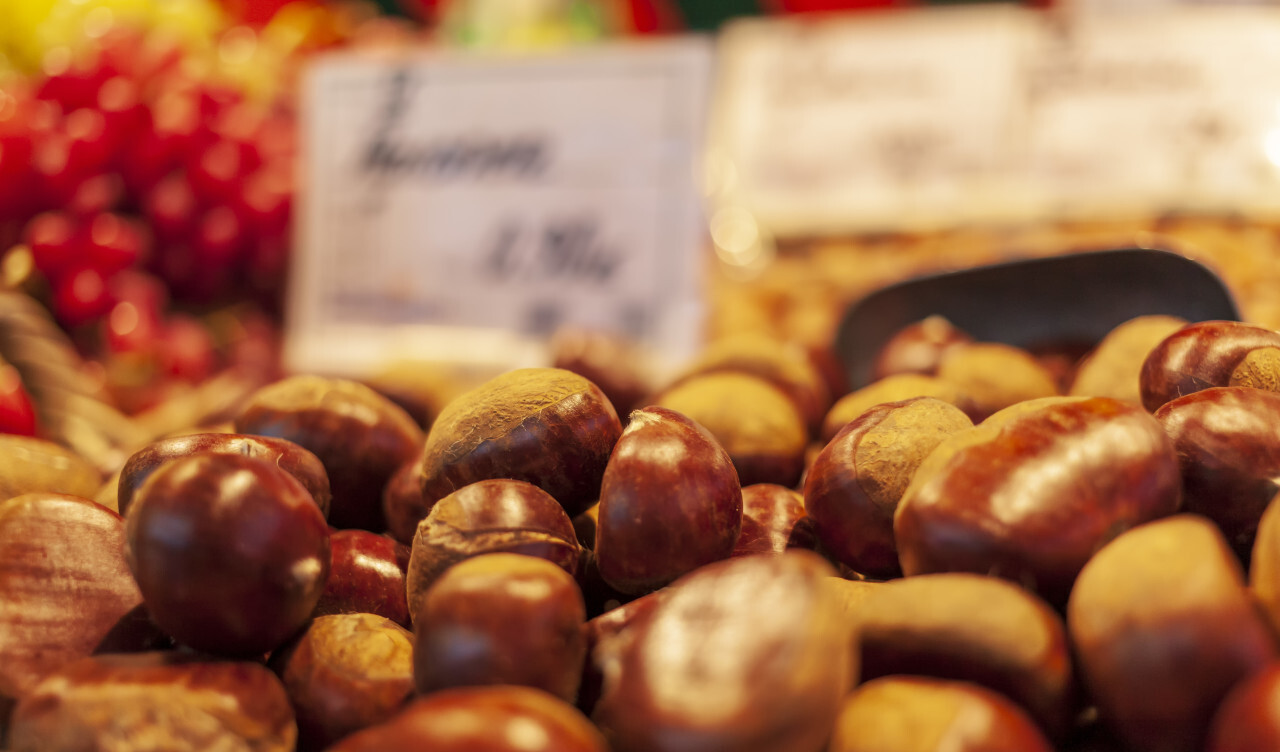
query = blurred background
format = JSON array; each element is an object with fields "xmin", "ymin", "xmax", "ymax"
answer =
[{"xmin": 1, "ymin": 0, "xmax": 1278, "ymax": 442}]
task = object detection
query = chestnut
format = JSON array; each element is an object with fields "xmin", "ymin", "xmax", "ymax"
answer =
[
  {"xmin": 820, "ymin": 373, "xmax": 975, "ymax": 442},
  {"xmin": 935, "ymin": 342, "xmax": 1060, "ymax": 420},
  {"xmin": 382, "ymin": 453, "xmax": 427, "ymax": 544},
  {"xmin": 827, "ymin": 676, "xmax": 1054, "ymax": 752},
  {"xmin": 124, "ymin": 452, "xmax": 331, "ymax": 657},
  {"xmin": 7, "ymin": 652, "xmax": 296, "ymax": 752},
  {"xmin": 821, "ymin": 575, "xmax": 880, "ymax": 620},
  {"xmin": 116, "ymin": 432, "xmax": 332, "ymax": 518},
  {"xmin": 1205, "ymin": 663, "xmax": 1280, "ymax": 752},
  {"xmin": 417, "ymin": 368, "xmax": 621, "ymax": 518},
  {"xmin": 234, "ymin": 375, "xmax": 424, "ymax": 532},
  {"xmin": 412, "ymin": 553, "xmax": 587, "ymax": 703},
  {"xmin": 329, "ymin": 685, "xmax": 608, "ymax": 752},
  {"xmin": 870, "ymin": 314, "xmax": 974, "ymax": 382},
  {"xmin": 1154, "ymin": 386, "xmax": 1280, "ymax": 557},
  {"xmin": 854, "ymin": 572, "xmax": 1075, "ymax": 738},
  {"xmin": 0, "ymin": 493, "xmax": 142, "ymax": 711},
  {"xmin": 895, "ymin": 396, "xmax": 1181, "ymax": 606},
  {"xmin": 578, "ymin": 589, "xmax": 668, "ymax": 716},
  {"xmin": 1139, "ymin": 319, "xmax": 1280, "ymax": 412},
  {"xmin": 594, "ymin": 406, "xmax": 742, "ymax": 595},
  {"xmin": 1068, "ymin": 314, "xmax": 1188, "ymax": 404},
  {"xmin": 732, "ymin": 483, "xmax": 819, "ymax": 557},
  {"xmin": 269, "ymin": 613, "xmax": 415, "ymax": 752},
  {"xmin": 1249, "ymin": 491, "xmax": 1280, "ymax": 635},
  {"xmin": 805, "ymin": 397, "xmax": 972, "ymax": 579},
  {"xmin": 405, "ymin": 478, "xmax": 580, "ymax": 624},
  {"xmin": 671, "ymin": 333, "xmax": 832, "ymax": 436},
  {"xmin": 313, "ymin": 529, "xmax": 411, "ymax": 628},
  {"xmin": 591, "ymin": 551, "xmax": 851, "ymax": 752},
  {"xmin": 652, "ymin": 371, "xmax": 808, "ymax": 488},
  {"xmin": 1068, "ymin": 515, "xmax": 1277, "ymax": 752},
  {"xmin": 0, "ymin": 434, "xmax": 101, "ymax": 504}
]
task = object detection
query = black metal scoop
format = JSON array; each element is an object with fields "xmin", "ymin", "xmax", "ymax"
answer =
[{"xmin": 833, "ymin": 247, "xmax": 1241, "ymax": 390}]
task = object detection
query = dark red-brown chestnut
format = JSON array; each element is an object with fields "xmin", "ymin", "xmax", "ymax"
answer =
[{"xmin": 124, "ymin": 452, "xmax": 330, "ymax": 656}]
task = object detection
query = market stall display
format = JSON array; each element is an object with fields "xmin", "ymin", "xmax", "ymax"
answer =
[{"xmin": 4, "ymin": 2, "xmax": 1280, "ymax": 751}]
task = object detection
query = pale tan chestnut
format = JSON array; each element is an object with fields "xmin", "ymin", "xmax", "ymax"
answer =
[
  {"xmin": 1069, "ymin": 515, "xmax": 1277, "ymax": 752},
  {"xmin": 853, "ymin": 572, "xmax": 1075, "ymax": 738},
  {"xmin": 828, "ymin": 676, "xmax": 1054, "ymax": 752}
]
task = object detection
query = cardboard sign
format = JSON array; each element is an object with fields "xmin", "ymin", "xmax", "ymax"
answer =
[{"xmin": 289, "ymin": 38, "xmax": 714, "ymax": 379}]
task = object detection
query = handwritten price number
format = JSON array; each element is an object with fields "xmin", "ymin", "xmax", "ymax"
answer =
[{"xmin": 484, "ymin": 217, "xmax": 623, "ymax": 285}]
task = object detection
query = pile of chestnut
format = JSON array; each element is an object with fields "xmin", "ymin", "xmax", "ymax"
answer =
[{"xmin": 4, "ymin": 315, "xmax": 1280, "ymax": 751}]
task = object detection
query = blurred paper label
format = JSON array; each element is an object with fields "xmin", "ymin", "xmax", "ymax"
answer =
[
  {"xmin": 710, "ymin": 6, "xmax": 1280, "ymax": 235},
  {"xmin": 1024, "ymin": 8, "xmax": 1280, "ymax": 218},
  {"xmin": 290, "ymin": 38, "xmax": 713, "ymax": 378},
  {"xmin": 710, "ymin": 6, "xmax": 1039, "ymax": 235}
]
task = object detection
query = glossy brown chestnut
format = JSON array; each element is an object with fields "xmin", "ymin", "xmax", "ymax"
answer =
[
  {"xmin": 1139, "ymin": 319, "xmax": 1280, "ymax": 412},
  {"xmin": 405, "ymin": 478, "xmax": 580, "ymax": 624},
  {"xmin": 417, "ymin": 368, "xmax": 621, "ymax": 518},
  {"xmin": 234, "ymin": 375, "xmax": 424, "ymax": 532},
  {"xmin": 7, "ymin": 651, "xmax": 296, "ymax": 752},
  {"xmin": 269, "ymin": 613, "xmax": 415, "ymax": 752},
  {"xmin": 312, "ymin": 529, "xmax": 411, "ymax": 628},
  {"xmin": 1068, "ymin": 515, "xmax": 1277, "ymax": 752},
  {"xmin": 895, "ymin": 396, "xmax": 1181, "ymax": 606},
  {"xmin": 329, "ymin": 686, "xmax": 608, "ymax": 752},
  {"xmin": 935, "ymin": 342, "xmax": 1060, "ymax": 420},
  {"xmin": 652, "ymin": 372, "xmax": 808, "ymax": 488},
  {"xmin": 732, "ymin": 483, "xmax": 818, "ymax": 557},
  {"xmin": 1205, "ymin": 663, "xmax": 1280, "ymax": 752},
  {"xmin": 116, "ymin": 432, "xmax": 332, "ymax": 518},
  {"xmin": 382, "ymin": 453, "xmax": 427, "ymax": 544},
  {"xmin": 578, "ymin": 589, "xmax": 668, "ymax": 716},
  {"xmin": 1154, "ymin": 386, "xmax": 1280, "ymax": 556},
  {"xmin": 591, "ymin": 551, "xmax": 851, "ymax": 752},
  {"xmin": 124, "ymin": 452, "xmax": 331, "ymax": 656},
  {"xmin": 806, "ymin": 397, "xmax": 972, "ymax": 579},
  {"xmin": 820, "ymin": 373, "xmax": 976, "ymax": 442},
  {"xmin": 413, "ymin": 553, "xmax": 587, "ymax": 703},
  {"xmin": 0, "ymin": 494, "xmax": 142, "ymax": 711},
  {"xmin": 672, "ymin": 333, "xmax": 832, "ymax": 436},
  {"xmin": 1068, "ymin": 314, "xmax": 1188, "ymax": 404},
  {"xmin": 594, "ymin": 406, "xmax": 742, "ymax": 595},
  {"xmin": 854, "ymin": 572, "xmax": 1075, "ymax": 738},
  {"xmin": 827, "ymin": 676, "xmax": 1055, "ymax": 752},
  {"xmin": 0, "ymin": 435, "xmax": 101, "ymax": 503},
  {"xmin": 870, "ymin": 314, "xmax": 974, "ymax": 382}
]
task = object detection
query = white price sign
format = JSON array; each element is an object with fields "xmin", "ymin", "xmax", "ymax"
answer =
[
  {"xmin": 709, "ymin": 6, "xmax": 1040, "ymax": 235},
  {"xmin": 288, "ymin": 38, "xmax": 713, "ymax": 379},
  {"xmin": 1024, "ymin": 7, "xmax": 1280, "ymax": 218}
]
